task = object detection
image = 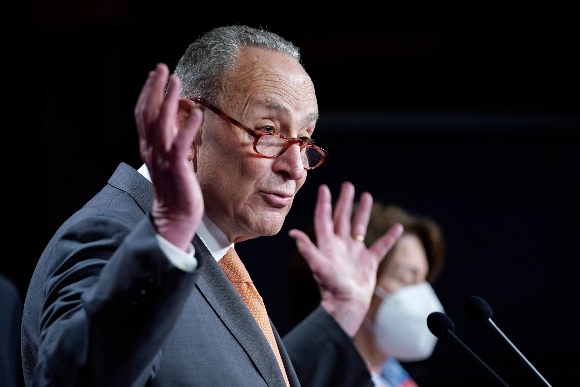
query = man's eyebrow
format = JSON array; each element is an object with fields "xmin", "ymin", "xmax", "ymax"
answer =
[{"xmin": 306, "ymin": 112, "xmax": 320, "ymax": 123}]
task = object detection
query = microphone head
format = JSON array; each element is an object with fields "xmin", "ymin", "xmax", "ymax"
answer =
[
  {"xmin": 427, "ymin": 311, "xmax": 455, "ymax": 339},
  {"xmin": 465, "ymin": 295, "xmax": 493, "ymax": 324}
]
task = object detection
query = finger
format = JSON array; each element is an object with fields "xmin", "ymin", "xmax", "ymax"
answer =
[
  {"xmin": 351, "ymin": 191, "xmax": 372, "ymax": 241},
  {"xmin": 157, "ymin": 74, "xmax": 182, "ymax": 151},
  {"xmin": 313, "ymin": 184, "xmax": 333, "ymax": 243},
  {"xmin": 289, "ymin": 228, "xmax": 330, "ymax": 286},
  {"xmin": 288, "ymin": 228, "xmax": 318, "ymax": 263},
  {"xmin": 136, "ymin": 68, "xmax": 158, "ymax": 159},
  {"xmin": 143, "ymin": 64, "xmax": 170, "ymax": 131},
  {"xmin": 333, "ymin": 181, "xmax": 355, "ymax": 237},
  {"xmin": 288, "ymin": 228, "xmax": 316, "ymax": 249},
  {"xmin": 368, "ymin": 223, "xmax": 404, "ymax": 263},
  {"xmin": 135, "ymin": 64, "xmax": 168, "ymax": 122},
  {"xmin": 136, "ymin": 64, "xmax": 170, "ymax": 159}
]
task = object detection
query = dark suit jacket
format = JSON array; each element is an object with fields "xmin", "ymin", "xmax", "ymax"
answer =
[
  {"xmin": 21, "ymin": 162, "xmax": 373, "ymax": 387},
  {"xmin": 1, "ymin": 273, "xmax": 23, "ymax": 387}
]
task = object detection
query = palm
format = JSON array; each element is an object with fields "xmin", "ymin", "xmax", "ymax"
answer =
[{"xmin": 289, "ymin": 182, "xmax": 403, "ymax": 336}]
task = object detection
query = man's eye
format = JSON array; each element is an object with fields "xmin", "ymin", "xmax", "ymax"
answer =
[
  {"xmin": 255, "ymin": 125, "xmax": 275, "ymax": 134},
  {"xmin": 299, "ymin": 136, "xmax": 313, "ymax": 145}
]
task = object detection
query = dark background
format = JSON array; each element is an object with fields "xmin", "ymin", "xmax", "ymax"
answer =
[{"xmin": 6, "ymin": 2, "xmax": 579, "ymax": 386}]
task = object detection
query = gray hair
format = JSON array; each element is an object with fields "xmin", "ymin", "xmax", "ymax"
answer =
[{"xmin": 173, "ymin": 25, "xmax": 301, "ymax": 103}]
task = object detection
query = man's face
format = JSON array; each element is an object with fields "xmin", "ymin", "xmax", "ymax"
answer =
[{"xmin": 194, "ymin": 46, "xmax": 319, "ymax": 243}]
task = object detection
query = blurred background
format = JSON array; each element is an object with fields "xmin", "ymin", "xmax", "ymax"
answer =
[{"xmin": 7, "ymin": 2, "xmax": 579, "ymax": 386}]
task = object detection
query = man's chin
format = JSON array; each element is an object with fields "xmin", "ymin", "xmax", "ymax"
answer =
[
  {"xmin": 236, "ymin": 222, "xmax": 282, "ymax": 242},
  {"xmin": 258, "ymin": 221, "xmax": 285, "ymax": 236},
  {"xmin": 254, "ymin": 211, "xmax": 287, "ymax": 236}
]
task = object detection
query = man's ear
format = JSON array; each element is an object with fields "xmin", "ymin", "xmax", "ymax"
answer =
[
  {"xmin": 176, "ymin": 98, "xmax": 197, "ymax": 128},
  {"xmin": 177, "ymin": 98, "xmax": 202, "ymax": 166}
]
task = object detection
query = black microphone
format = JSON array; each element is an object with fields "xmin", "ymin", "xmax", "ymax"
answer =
[
  {"xmin": 427, "ymin": 311, "xmax": 510, "ymax": 387},
  {"xmin": 465, "ymin": 296, "xmax": 552, "ymax": 387}
]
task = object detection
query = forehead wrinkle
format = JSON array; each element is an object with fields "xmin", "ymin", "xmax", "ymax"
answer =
[
  {"xmin": 225, "ymin": 82, "xmax": 318, "ymax": 131},
  {"xmin": 262, "ymin": 99, "xmax": 319, "ymax": 127},
  {"xmin": 226, "ymin": 59, "xmax": 316, "ymax": 104},
  {"xmin": 229, "ymin": 72, "xmax": 315, "ymax": 105}
]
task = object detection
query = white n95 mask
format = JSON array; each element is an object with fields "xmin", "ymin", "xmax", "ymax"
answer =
[{"xmin": 367, "ymin": 282, "xmax": 444, "ymax": 361}]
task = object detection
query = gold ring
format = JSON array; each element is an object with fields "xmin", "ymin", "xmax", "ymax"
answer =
[{"xmin": 353, "ymin": 234, "xmax": 365, "ymax": 242}]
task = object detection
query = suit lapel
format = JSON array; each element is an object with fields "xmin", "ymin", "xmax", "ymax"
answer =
[
  {"xmin": 193, "ymin": 236, "xmax": 288, "ymax": 386},
  {"xmin": 272, "ymin": 325, "xmax": 300, "ymax": 386}
]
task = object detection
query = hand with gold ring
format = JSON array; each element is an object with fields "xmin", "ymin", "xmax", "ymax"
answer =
[{"xmin": 288, "ymin": 181, "xmax": 403, "ymax": 337}]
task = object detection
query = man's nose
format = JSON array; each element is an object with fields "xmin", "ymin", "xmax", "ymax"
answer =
[{"xmin": 274, "ymin": 142, "xmax": 307, "ymax": 178}]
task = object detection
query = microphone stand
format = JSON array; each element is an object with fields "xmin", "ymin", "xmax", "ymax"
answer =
[
  {"xmin": 446, "ymin": 329, "xmax": 510, "ymax": 387},
  {"xmin": 486, "ymin": 320, "xmax": 551, "ymax": 387}
]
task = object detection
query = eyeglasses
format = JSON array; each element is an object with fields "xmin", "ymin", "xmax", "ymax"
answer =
[{"xmin": 193, "ymin": 99, "xmax": 328, "ymax": 170}]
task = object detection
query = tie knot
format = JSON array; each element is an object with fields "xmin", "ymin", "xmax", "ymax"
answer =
[{"xmin": 219, "ymin": 247, "xmax": 251, "ymax": 283}]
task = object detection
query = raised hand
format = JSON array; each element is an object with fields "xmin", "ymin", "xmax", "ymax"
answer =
[
  {"xmin": 134, "ymin": 63, "xmax": 205, "ymax": 251},
  {"xmin": 289, "ymin": 182, "xmax": 403, "ymax": 336}
]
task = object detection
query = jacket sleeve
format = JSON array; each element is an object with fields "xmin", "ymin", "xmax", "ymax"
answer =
[
  {"xmin": 283, "ymin": 306, "xmax": 374, "ymax": 387},
  {"xmin": 30, "ymin": 214, "xmax": 202, "ymax": 387}
]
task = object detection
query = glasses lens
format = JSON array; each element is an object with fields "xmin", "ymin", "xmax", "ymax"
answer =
[
  {"xmin": 256, "ymin": 135, "xmax": 287, "ymax": 157},
  {"xmin": 303, "ymin": 147, "xmax": 325, "ymax": 169},
  {"xmin": 255, "ymin": 135, "xmax": 325, "ymax": 169}
]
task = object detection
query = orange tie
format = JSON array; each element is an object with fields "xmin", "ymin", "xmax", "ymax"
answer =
[{"xmin": 219, "ymin": 247, "xmax": 290, "ymax": 387}]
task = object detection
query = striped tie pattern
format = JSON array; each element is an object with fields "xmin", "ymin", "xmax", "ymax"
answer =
[{"xmin": 219, "ymin": 247, "xmax": 290, "ymax": 387}]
